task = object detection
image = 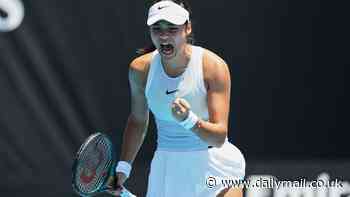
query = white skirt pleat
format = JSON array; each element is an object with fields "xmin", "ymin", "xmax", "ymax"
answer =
[{"xmin": 146, "ymin": 141, "xmax": 246, "ymax": 197}]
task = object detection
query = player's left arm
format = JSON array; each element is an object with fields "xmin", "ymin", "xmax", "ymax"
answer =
[{"xmin": 191, "ymin": 49, "xmax": 231, "ymax": 147}]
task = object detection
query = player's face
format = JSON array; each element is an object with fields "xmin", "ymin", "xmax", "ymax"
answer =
[{"xmin": 150, "ymin": 20, "xmax": 191, "ymax": 59}]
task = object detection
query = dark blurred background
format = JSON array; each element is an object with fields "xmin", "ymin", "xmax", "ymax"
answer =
[{"xmin": 0, "ymin": 0, "xmax": 349, "ymax": 196}]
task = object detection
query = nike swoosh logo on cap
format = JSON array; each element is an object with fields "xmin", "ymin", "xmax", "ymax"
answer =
[{"xmin": 158, "ymin": 5, "xmax": 169, "ymax": 10}]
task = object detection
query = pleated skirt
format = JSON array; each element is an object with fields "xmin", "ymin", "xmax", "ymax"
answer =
[{"xmin": 146, "ymin": 141, "xmax": 246, "ymax": 197}]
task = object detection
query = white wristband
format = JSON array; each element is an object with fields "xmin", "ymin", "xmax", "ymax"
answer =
[
  {"xmin": 115, "ymin": 161, "xmax": 132, "ymax": 178},
  {"xmin": 179, "ymin": 110, "xmax": 199, "ymax": 130}
]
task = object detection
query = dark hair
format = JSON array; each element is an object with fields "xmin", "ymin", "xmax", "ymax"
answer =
[{"xmin": 136, "ymin": 0, "xmax": 194, "ymax": 55}]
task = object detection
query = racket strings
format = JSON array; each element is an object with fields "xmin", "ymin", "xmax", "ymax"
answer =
[{"xmin": 75, "ymin": 137, "xmax": 113, "ymax": 193}]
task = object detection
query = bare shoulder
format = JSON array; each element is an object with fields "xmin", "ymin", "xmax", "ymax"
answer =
[
  {"xmin": 129, "ymin": 52, "xmax": 153, "ymax": 76},
  {"xmin": 202, "ymin": 48, "xmax": 230, "ymax": 83},
  {"xmin": 129, "ymin": 52, "xmax": 154, "ymax": 87}
]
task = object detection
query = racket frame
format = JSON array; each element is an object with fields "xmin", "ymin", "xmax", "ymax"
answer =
[{"xmin": 72, "ymin": 132, "xmax": 116, "ymax": 197}]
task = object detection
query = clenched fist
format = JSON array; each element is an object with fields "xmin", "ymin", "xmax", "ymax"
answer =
[{"xmin": 171, "ymin": 98, "xmax": 191, "ymax": 122}]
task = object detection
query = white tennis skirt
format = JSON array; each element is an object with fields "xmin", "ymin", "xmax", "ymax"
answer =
[{"xmin": 146, "ymin": 141, "xmax": 246, "ymax": 197}]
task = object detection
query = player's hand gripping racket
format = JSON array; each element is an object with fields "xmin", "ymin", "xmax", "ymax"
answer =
[{"xmin": 72, "ymin": 132, "xmax": 136, "ymax": 197}]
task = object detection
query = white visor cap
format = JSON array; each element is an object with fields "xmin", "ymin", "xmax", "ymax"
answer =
[{"xmin": 147, "ymin": 1, "xmax": 190, "ymax": 26}]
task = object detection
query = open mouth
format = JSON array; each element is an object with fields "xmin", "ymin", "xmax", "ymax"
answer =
[{"xmin": 160, "ymin": 43, "xmax": 174, "ymax": 56}]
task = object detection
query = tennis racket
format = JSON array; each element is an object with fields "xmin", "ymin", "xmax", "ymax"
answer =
[{"xmin": 72, "ymin": 132, "xmax": 136, "ymax": 197}]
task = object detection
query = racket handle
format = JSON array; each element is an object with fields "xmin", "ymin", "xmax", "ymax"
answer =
[{"xmin": 120, "ymin": 187, "xmax": 136, "ymax": 197}]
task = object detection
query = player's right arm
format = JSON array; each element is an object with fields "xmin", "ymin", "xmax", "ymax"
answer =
[
  {"xmin": 111, "ymin": 53, "xmax": 153, "ymax": 191},
  {"xmin": 120, "ymin": 53, "xmax": 152, "ymax": 165}
]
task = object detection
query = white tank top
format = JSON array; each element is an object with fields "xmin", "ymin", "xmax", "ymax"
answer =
[{"xmin": 145, "ymin": 45, "xmax": 210, "ymax": 151}]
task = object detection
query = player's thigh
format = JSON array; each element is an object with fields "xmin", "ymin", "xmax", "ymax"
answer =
[{"xmin": 216, "ymin": 187, "xmax": 243, "ymax": 197}]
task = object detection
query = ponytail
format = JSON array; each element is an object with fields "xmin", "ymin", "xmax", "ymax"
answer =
[{"xmin": 136, "ymin": 44, "xmax": 157, "ymax": 55}]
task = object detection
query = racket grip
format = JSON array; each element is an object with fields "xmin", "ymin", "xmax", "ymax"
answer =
[{"xmin": 120, "ymin": 187, "xmax": 136, "ymax": 197}]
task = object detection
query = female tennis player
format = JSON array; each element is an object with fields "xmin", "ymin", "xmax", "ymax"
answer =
[{"xmin": 108, "ymin": 0, "xmax": 246, "ymax": 196}]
